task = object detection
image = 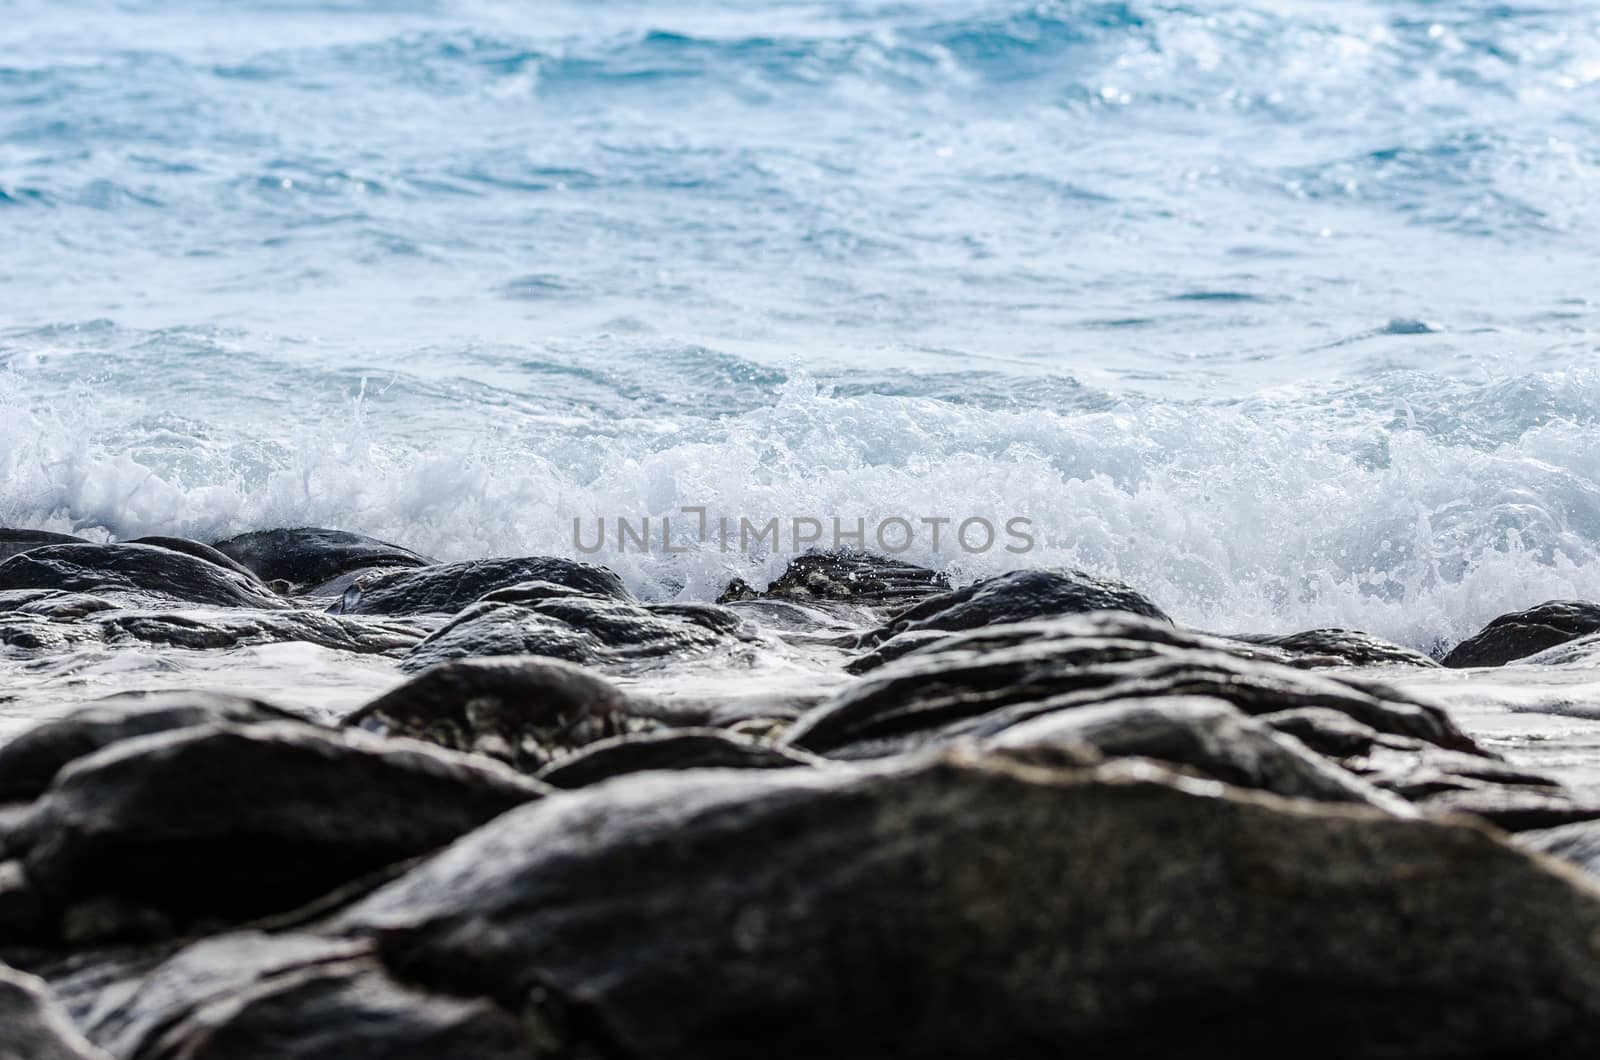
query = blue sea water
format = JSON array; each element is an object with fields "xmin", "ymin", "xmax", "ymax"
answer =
[{"xmin": 3, "ymin": 0, "xmax": 1600, "ymax": 648}]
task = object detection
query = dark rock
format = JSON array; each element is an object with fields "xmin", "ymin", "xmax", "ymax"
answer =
[
  {"xmin": 210, "ymin": 528, "xmax": 433, "ymax": 591},
  {"xmin": 1231, "ymin": 628, "xmax": 1440, "ymax": 668},
  {"xmin": 1518, "ymin": 821, "xmax": 1600, "ymax": 880},
  {"xmin": 81, "ymin": 933, "xmax": 527, "ymax": 1060},
  {"xmin": 341, "ymin": 749, "xmax": 1600, "ymax": 1058},
  {"xmin": 865, "ymin": 568, "xmax": 1169, "ymax": 646},
  {"xmin": 1349, "ymin": 744, "xmax": 1564, "ymax": 802},
  {"xmin": 400, "ymin": 596, "xmax": 747, "ymax": 673},
  {"xmin": 787, "ymin": 615, "xmax": 1481, "ymax": 760},
  {"xmin": 1441, "ymin": 601, "xmax": 1600, "ymax": 668},
  {"xmin": 1517, "ymin": 634, "xmax": 1600, "ymax": 666},
  {"xmin": 126, "ymin": 537, "xmax": 266, "ymax": 584},
  {"xmin": 1415, "ymin": 788, "xmax": 1600, "ymax": 832},
  {"xmin": 986, "ymin": 696, "xmax": 1413, "ymax": 812},
  {"xmin": 72, "ymin": 931, "xmax": 364, "ymax": 1058},
  {"xmin": 0, "ymin": 615, "xmax": 102, "ymax": 654},
  {"xmin": 146, "ymin": 956, "xmax": 529, "ymax": 1060},
  {"xmin": 0, "ymin": 692, "xmax": 300, "ymax": 803},
  {"xmin": 97, "ymin": 609, "xmax": 423, "ymax": 655},
  {"xmin": 0, "ymin": 590, "xmax": 115, "ymax": 619},
  {"xmin": 346, "ymin": 657, "xmax": 645, "ymax": 770},
  {"xmin": 333, "ymin": 557, "xmax": 628, "ymax": 616},
  {"xmin": 719, "ymin": 550, "xmax": 950, "ymax": 609},
  {"xmin": 1259, "ymin": 707, "xmax": 1394, "ymax": 759},
  {"xmin": 537, "ymin": 729, "xmax": 824, "ymax": 789},
  {"xmin": 15, "ymin": 722, "xmax": 545, "ymax": 938},
  {"xmin": 0, "ymin": 544, "xmax": 289, "ymax": 611},
  {"xmin": 0, "ymin": 962, "xmax": 110, "ymax": 1060},
  {"xmin": 848, "ymin": 613, "xmax": 1296, "ymax": 675},
  {"xmin": 0, "ymin": 530, "xmax": 89, "ymax": 565}
]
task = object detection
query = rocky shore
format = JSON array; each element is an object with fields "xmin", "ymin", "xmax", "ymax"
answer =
[{"xmin": 5, "ymin": 528, "xmax": 1600, "ymax": 1056}]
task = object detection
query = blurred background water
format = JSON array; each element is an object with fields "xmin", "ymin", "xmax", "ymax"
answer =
[{"xmin": 3, "ymin": 0, "xmax": 1600, "ymax": 647}]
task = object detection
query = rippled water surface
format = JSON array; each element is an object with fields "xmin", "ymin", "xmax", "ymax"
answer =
[{"xmin": 4, "ymin": 0, "xmax": 1600, "ymax": 647}]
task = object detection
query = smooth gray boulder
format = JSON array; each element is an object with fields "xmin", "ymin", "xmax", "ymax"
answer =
[
  {"xmin": 986, "ymin": 696, "xmax": 1414, "ymax": 813},
  {"xmin": 399, "ymin": 596, "xmax": 747, "ymax": 673},
  {"xmin": 865, "ymin": 567, "xmax": 1170, "ymax": 644},
  {"xmin": 0, "ymin": 692, "xmax": 300, "ymax": 803},
  {"xmin": 331, "ymin": 557, "xmax": 628, "ymax": 616},
  {"xmin": 788, "ymin": 617, "xmax": 1481, "ymax": 760},
  {"xmin": 0, "ymin": 544, "xmax": 289, "ymax": 611},
  {"xmin": 12, "ymin": 723, "xmax": 546, "ymax": 938},
  {"xmin": 210, "ymin": 528, "xmax": 433, "ymax": 591},
  {"xmin": 340, "ymin": 750, "xmax": 1600, "ymax": 1059}
]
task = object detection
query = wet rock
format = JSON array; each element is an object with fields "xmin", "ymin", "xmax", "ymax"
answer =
[
  {"xmin": 1517, "ymin": 634, "xmax": 1600, "ymax": 666},
  {"xmin": 342, "ymin": 749, "xmax": 1600, "ymax": 1059},
  {"xmin": 0, "ymin": 692, "xmax": 299, "ymax": 803},
  {"xmin": 71, "ymin": 932, "xmax": 364, "ymax": 1058},
  {"xmin": 400, "ymin": 596, "xmax": 747, "ymax": 673},
  {"xmin": 1231, "ymin": 628, "xmax": 1440, "ymax": 668},
  {"xmin": 848, "ymin": 613, "xmax": 1296, "ymax": 675},
  {"xmin": 126, "ymin": 537, "xmax": 266, "ymax": 584},
  {"xmin": 74, "ymin": 932, "xmax": 527, "ymax": 1060},
  {"xmin": 14, "ymin": 722, "xmax": 545, "ymax": 938},
  {"xmin": 0, "ymin": 590, "xmax": 116, "ymax": 620},
  {"xmin": 788, "ymin": 615, "xmax": 1480, "ymax": 760},
  {"xmin": 346, "ymin": 657, "xmax": 644, "ymax": 770},
  {"xmin": 719, "ymin": 550, "xmax": 950, "ymax": 610},
  {"xmin": 537, "ymin": 728, "xmax": 824, "ymax": 789},
  {"xmin": 1414, "ymin": 788, "xmax": 1600, "ymax": 832},
  {"xmin": 865, "ymin": 568, "xmax": 1169, "ymax": 646},
  {"xmin": 0, "ymin": 962, "xmax": 111, "ymax": 1060},
  {"xmin": 1259, "ymin": 706, "xmax": 1395, "ymax": 759},
  {"xmin": 210, "ymin": 528, "xmax": 433, "ymax": 591},
  {"xmin": 0, "ymin": 614, "xmax": 102, "ymax": 654},
  {"xmin": 333, "ymin": 556, "xmax": 628, "ymax": 616},
  {"xmin": 1441, "ymin": 601, "xmax": 1600, "ymax": 668},
  {"xmin": 1349, "ymin": 743, "xmax": 1563, "ymax": 802},
  {"xmin": 0, "ymin": 544, "xmax": 289, "ymax": 611},
  {"xmin": 0, "ymin": 530, "xmax": 88, "ymax": 565},
  {"xmin": 97, "ymin": 609, "xmax": 423, "ymax": 655},
  {"xmin": 986, "ymin": 696, "xmax": 1413, "ymax": 812},
  {"xmin": 1518, "ymin": 821, "xmax": 1600, "ymax": 880}
]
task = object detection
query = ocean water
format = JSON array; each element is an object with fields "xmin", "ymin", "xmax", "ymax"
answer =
[{"xmin": 4, "ymin": 0, "xmax": 1600, "ymax": 650}]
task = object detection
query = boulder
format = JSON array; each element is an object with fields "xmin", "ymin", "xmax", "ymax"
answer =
[
  {"xmin": 788, "ymin": 617, "xmax": 1480, "ymax": 760},
  {"xmin": 1230, "ymin": 628, "xmax": 1440, "ymax": 668},
  {"xmin": 126, "ymin": 537, "xmax": 267, "ymax": 584},
  {"xmin": 399, "ymin": 596, "xmax": 746, "ymax": 673},
  {"xmin": 0, "ymin": 545, "xmax": 288, "ymax": 611},
  {"xmin": 13, "ymin": 722, "xmax": 545, "ymax": 938},
  {"xmin": 0, "ymin": 692, "xmax": 300, "ymax": 803},
  {"xmin": 1441, "ymin": 601, "xmax": 1600, "ymax": 668},
  {"xmin": 331, "ymin": 558, "xmax": 628, "ymax": 616},
  {"xmin": 96, "ymin": 610, "xmax": 422, "ymax": 655},
  {"xmin": 340, "ymin": 750, "xmax": 1600, "ymax": 1058},
  {"xmin": 0, "ymin": 530, "xmax": 88, "ymax": 565},
  {"xmin": 719, "ymin": 551, "xmax": 950, "ymax": 610},
  {"xmin": 985, "ymin": 696, "xmax": 1413, "ymax": 812},
  {"xmin": 346, "ymin": 657, "xmax": 644, "ymax": 770},
  {"xmin": 865, "ymin": 568, "xmax": 1169, "ymax": 645},
  {"xmin": 210, "ymin": 528, "xmax": 433, "ymax": 591}
]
